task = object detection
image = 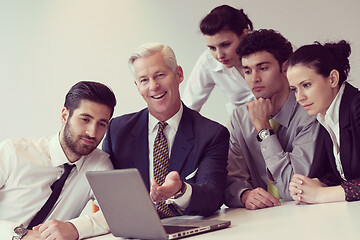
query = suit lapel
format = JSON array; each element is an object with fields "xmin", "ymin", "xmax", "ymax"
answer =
[
  {"xmin": 339, "ymin": 83, "xmax": 355, "ymax": 178},
  {"xmin": 130, "ymin": 110, "xmax": 150, "ymax": 189},
  {"xmin": 169, "ymin": 105, "xmax": 194, "ymax": 174}
]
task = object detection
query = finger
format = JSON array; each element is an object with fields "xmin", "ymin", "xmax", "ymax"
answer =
[
  {"xmin": 256, "ymin": 188, "xmax": 281, "ymax": 206},
  {"xmin": 32, "ymin": 224, "xmax": 42, "ymax": 231}
]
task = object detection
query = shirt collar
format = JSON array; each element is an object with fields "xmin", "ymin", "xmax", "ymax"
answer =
[
  {"xmin": 272, "ymin": 90, "xmax": 297, "ymax": 128},
  {"xmin": 149, "ymin": 104, "xmax": 183, "ymax": 134},
  {"xmin": 49, "ymin": 133, "xmax": 84, "ymax": 170},
  {"xmin": 317, "ymin": 82, "xmax": 345, "ymax": 126}
]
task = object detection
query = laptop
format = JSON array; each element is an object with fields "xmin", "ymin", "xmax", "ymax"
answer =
[{"xmin": 86, "ymin": 168, "xmax": 231, "ymax": 240}]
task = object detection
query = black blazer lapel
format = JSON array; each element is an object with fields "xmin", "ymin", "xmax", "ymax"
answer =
[
  {"xmin": 130, "ymin": 110, "xmax": 151, "ymax": 190},
  {"xmin": 339, "ymin": 83, "xmax": 357, "ymax": 179},
  {"xmin": 169, "ymin": 105, "xmax": 194, "ymax": 176}
]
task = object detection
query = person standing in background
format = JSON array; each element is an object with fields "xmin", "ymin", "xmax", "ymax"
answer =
[{"xmin": 182, "ymin": 5, "xmax": 254, "ymax": 115}]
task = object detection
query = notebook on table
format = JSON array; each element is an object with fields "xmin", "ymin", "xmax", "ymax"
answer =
[{"xmin": 86, "ymin": 168, "xmax": 231, "ymax": 240}]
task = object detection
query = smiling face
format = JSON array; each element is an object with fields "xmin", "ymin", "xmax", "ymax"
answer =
[
  {"xmin": 205, "ymin": 29, "xmax": 246, "ymax": 68},
  {"xmin": 241, "ymin": 51, "xmax": 288, "ymax": 100},
  {"xmin": 60, "ymin": 99, "xmax": 111, "ymax": 162},
  {"xmin": 133, "ymin": 51, "xmax": 183, "ymax": 121},
  {"xmin": 287, "ymin": 64, "xmax": 339, "ymax": 116}
]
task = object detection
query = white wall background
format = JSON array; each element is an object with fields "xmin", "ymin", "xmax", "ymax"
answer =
[{"xmin": 1, "ymin": 0, "xmax": 359, "ymax": 142}]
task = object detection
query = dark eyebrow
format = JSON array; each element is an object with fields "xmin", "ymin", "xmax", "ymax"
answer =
[
  {"xmin": 79, "ymin": 113, "xmax": 109, "ymax": 124},
  {"xmin": 242, "ymin": 61, "xmax": 271, "ymax": 70},
  {"xmin": 256, "ymin": 61, "xmax": 271, "ymax": 67}
]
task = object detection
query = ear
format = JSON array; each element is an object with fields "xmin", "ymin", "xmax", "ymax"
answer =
[
  {"xmin": 61, "ymin": 107, "xmax": 69, "ymax": 125},
  {"xmin": 175, "ymin": 66, "xmax": 184, "ymax": 84},
  {"xmin": 242, "ymin": 28, "xmax": 249, "ymax": 36},
  {"xmin": 281, "ymin": 60, "xmax": 288, "ymax": 77},
  {"xmin": 329, "ymin": 69, "xmax": 340, "ymax": 88}
]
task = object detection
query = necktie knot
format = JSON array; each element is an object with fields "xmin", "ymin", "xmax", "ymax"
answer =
[
  {"xmin": 158, "ymin": 121, "xmax": 168, "ymax": 132},
  {"xmin": 269, "ymin": 118, "xmax": 280, "ymax": 133}
]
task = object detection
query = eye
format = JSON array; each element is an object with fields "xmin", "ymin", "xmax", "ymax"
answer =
[
  {"xmin": 220, "ymin": 42, "xmax": 230, "ymax": 48},
  {"xmin": 260, "ymin": 66, "xmax": 268, "ymax": 71},
  {"xmin": 290, "ymin": 87, "xmax": 298, "ymax": 93},
  {"xmin": 81, "ymin": 118, "xmax": 90, "ymax": 123},
  {"xmin": 139, "ymin": 78, "xmax": 148, "ymax": 84},
  {"xmin": 156, "ymin": 73, "xmax": 165, "ymax": 79},
  {"xmin": 97, "ymin": 122, "xmax": 107, "ymax": 128},
  {"xmin": 208, "ymin": 46, "xmax": 216, "ymax": 51},
  {"xmin": 243, "ymin": 69, "xmax": 251, "ymax": 75},
  {"xmin": 303, "ymin": 82, "xmax": 311, "ymax": 88}
]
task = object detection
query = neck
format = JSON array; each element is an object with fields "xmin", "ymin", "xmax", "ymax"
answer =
[{"xmin": 272, "ymin": 87, "xmax": 290, "ymax": 116}]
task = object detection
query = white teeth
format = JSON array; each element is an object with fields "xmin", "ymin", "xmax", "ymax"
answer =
[{"xmin": 152, "ymin": 92, "xmax": 166, "ymax": 99}]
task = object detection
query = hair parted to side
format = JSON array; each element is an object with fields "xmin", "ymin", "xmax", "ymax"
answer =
[
  {"xmin": 287, "ymin": 40, "xmax": 351, "ymax": 86},
  {"xmin": 200, "ymin": 5, "xmax": 253, "ymax": 36},
  {"xmin": 128, "ymin": 42, "xmax": 178, "ymax": 79},
  {"xmin": 237, "ymin": 29, "xmax": 293, "ymax": 70},
  {"xmin": 64, "ymin": 81, "xmax": 117, "ymax": 118}
]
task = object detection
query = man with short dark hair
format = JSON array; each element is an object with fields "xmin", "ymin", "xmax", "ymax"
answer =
[
  {"xmin": 0, "ymin": 81, "xmax": 116, "ymax": 240},
  {"xmin": 225, "ymin": 29, "xmax": 322, "ymax": 210}
]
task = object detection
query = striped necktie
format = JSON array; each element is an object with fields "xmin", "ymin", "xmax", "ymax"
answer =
[
  {"xmin": 153, "ymin": 121, "xmax": 175, "ymax": 218},
  {"xmin": 267, "ymin": 119, "xmax": 282, "ymax": 199}
]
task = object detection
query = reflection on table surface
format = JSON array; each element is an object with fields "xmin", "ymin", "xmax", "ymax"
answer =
[{"xmin": 86, "ymin": 201, "xmax": 360, "ymax": 240}]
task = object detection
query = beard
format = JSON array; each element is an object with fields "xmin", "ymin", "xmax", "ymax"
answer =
[{"xmin": 62, "ymin": 121, "xmax": 98, "ymax": 157}]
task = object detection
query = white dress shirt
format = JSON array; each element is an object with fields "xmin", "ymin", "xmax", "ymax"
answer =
[
  {"xmin": 0, "ymin": 134, "xmax": 113, "ymax": 239},
  {"xmin": 148, "ymin": 104, "xmax": 192, "ymax": 209},
  {"xmin": 182, "ymin": 49, "xmax": 254, "ymax": 114},
  {"xmin": 317, "ymin": 83, "xmax": 346, "ymax": 180}
]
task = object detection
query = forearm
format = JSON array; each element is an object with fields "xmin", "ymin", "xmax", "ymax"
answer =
[{"xmin": 317, "ymin": 185, "xmax": 345, "ymax": 203}]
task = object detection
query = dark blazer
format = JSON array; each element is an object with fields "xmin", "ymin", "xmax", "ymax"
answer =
[
  {"xmin": 102, "ymin": 104, "xmax": 230, "ymax": 216},
  {"xmin": 323, "ymin": 83, "xmax": 360, "ymax": 182}
]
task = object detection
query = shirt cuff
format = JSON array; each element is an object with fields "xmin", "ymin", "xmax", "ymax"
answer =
[
  {"xmin": 68, "ymin": 211, "xmax": 110, "ymax": 239},
  {"xmin": 166, "ymin": 182, "xmax": 192, "ymax": 210}
]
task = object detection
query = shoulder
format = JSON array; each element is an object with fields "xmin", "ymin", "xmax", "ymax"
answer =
[
  {"xmin": 182, "ymin": 105, "xmax": 229, "ymax": 136},
  {"xmin": 108, "ymin": 108, "xmax": 147, "ymax": 129},
  {"xmin": 0, "ymin": 136, "xmax": 52, "ymax": 153},
  {"xmin": 84, "ymin": 148, "xmax": 113, "ymax": 170}
]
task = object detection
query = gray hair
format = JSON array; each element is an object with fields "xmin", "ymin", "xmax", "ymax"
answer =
[{"xmin": 128, "ymin": 42, "xmax": 178, "ymax": 79}]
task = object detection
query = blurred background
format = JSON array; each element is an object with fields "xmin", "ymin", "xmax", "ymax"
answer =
[{"xmin": 1, "ymin": 0, "xmax": 359, "ymax": 142}]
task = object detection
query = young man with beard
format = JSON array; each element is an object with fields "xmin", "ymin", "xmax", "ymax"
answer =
[
  {"xmin": 0, "ymin": 81, "xmax": 116, "ymax": 240},
  {"xmin": 225, "ymin": 29, "xmax": 324, "ymax": 210}
]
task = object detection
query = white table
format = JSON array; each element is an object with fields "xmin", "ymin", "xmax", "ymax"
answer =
[{"xmin": 87, "ymin": 201, "xmax": 360, "ymax": 240}]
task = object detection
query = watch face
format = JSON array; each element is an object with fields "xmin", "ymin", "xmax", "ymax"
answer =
[
  {"xmin": 259, "ymin": 129, "xmax": 270, "ymax": 139},
  {"xmin": 14, "ymin": 226, "xmax": 27, "ymax": 236}
]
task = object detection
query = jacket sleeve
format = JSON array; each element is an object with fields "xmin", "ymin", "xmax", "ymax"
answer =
[{"xmin": 183, "ymin": 125, "xmax": 229, "ymax": 216}]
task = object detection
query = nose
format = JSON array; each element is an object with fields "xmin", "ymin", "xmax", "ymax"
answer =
[
  {"xmin": 149, "ymin": 78, "xmax": 159, "ymax": 91},
  {"xmin": 296, "ymin": 88, "xmax": 306, "ymax": 103},
  {"xmin": 251, "ymin": 70, "xmax": 260, "ymax": 83},
  {"xmin": 86, "ymin": 124, "xmax": 97, "ymax": 138},
  {"xmin": 216, "ymin": 48, "xmax": 225, "ymax": 60}
]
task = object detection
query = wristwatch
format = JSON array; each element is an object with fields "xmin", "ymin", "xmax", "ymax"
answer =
[
  {"xmin": 172, "ymin": 181, "xmax": 187, "ymax": 199},
  {"xmin": 12, "ymin": 224, "xmax": 27, "ymax": 240},
  {"xmin": 257, "ymin": 129, "xmax": 275, "ymax": 142}
]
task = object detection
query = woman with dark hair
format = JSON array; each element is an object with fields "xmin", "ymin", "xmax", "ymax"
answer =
[
  {"xmin": 182, "ymin": 5, "xmax": 254, "ymax": 114},
  {"xmin": 287, "ymin": 40, "xmax": 360, "ymax": 204}
]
